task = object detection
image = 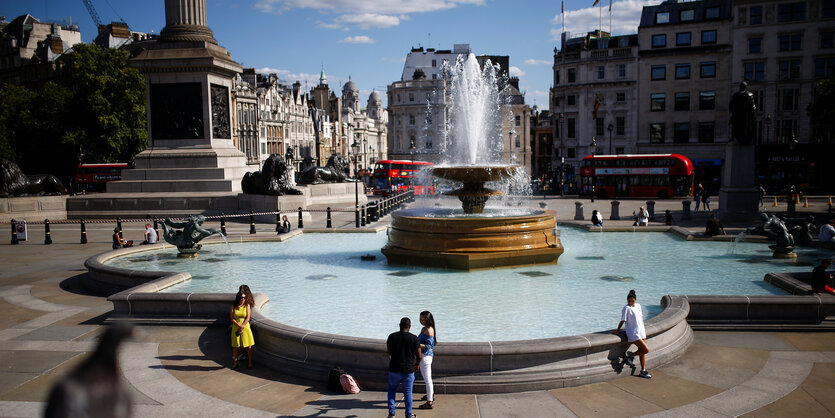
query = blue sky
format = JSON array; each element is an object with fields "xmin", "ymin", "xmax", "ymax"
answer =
[{"xmin": 3, "ymin": 0, "xmax": 661, "ymax": 110}]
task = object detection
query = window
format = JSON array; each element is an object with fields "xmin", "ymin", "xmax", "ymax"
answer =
[
  {"xmin": 567, "ymin": 95, "xmax": 577, "ymax": 106},
  {"xmin": 752, "ymin": 89, "xmax": 764, "ymax": 110},
  {"xmin": 650, "ymin": 123, "xmax": 665, "ymax": 143},
  {"xmin": 676, "ymin": 32, "xmax": 691, "ymax": 46},
  {"xmin": 680, "ymin": 9, "xmax": 695, "ymax": 21},
  {"xmin": 616, "ymin": 147, "xmax": 625, "ymax": 155},
  {"xmin": 596, "ymin": 66, "xmax": 605, "ymax": 79},
  {"xmin": 699, "ymin": 91, "xmax": 715, "ymax": 110},
  {"xmin": 815, "ymin": 56, "xmax": 835, "ymax": 77},
  {"xmin": 617, "ymin": 64, "xmax": 626, "ymax": 78},
  {"xmin": 675, "ymin": 63, "xmax": 691, "ymax": 79},
  {"xmin": 409, "ymin": 93, "xmax": 414, "ymax": 102},
  {"xmin": 750, "ymin": 6, "xmax": 763, "ymax": 24},
  {"xmin": 744, "ymin": 61, "xmax": 765, "ymax": 80},
  {"xmin": 432, "ymin": 59, "xmax": 437, "ymax": 67},
  {"xmin": 824, "ymin": 0, "xmax": 835, "ymax": 18},
  {"xmin": 515, "ymin": 115, "xmax": 521, "ymax": 126},
  {"xmin": 779, "ymin": 88, "xmax": 800, "ymax": 111},
  {"xmin": 748, "ymin": 37, "xmax": 762, "ymax": 53},
  {"xmin": 698, "ymin": 122, "xmax": 715, "ymax": 143},
  {"xmin": 822, "ymin": 31, "xmax": 835, "ymax": 48},
  {"xmin": 779, "ymin": 33, "xmax": 803, "ymax": 51},
  {"xmin": 651, "ymin": 93, "xmax": 666, "ymax": 111},
  {"xmin": 397, "ymin": 94, "xmax": 401, "ymax": 103},
  {"xmin": 555, "ymin": 70, "xmax": 560, "ymax": 84},
  {"xmin": 426, "ymin": 140, "xmax": 433, "ymax": 149},
  {"xmin": 705, "ymin": 7, "xmax": 720, "ymax": 19},
  {"xmin": 409, "ymin": 114, "xmax": 415, "ymax": 125},
  {"xmin": 652, "ymin": 34, "xmax": 666, "ymax": 48},
  {"xmin": 702, "ymin": 30, "xmax": 717, "ymax": 44},
  {"xmin": 596, "ymin": 118, "xmax": 605, "ymax": 136},
  {"xmin": 778, "ymin": 2, "xmax": 806, "ymax": 22},
  {"xmin": 567, "ymin": 148, "xmax": 576, "ymax": 158},
  {"xmin": 616, "ymin": 92, "xmax": 626, "ymax": 102},
  {"xmin": 616, "ymin": 116, "xmax": 625, "ymax": 135},
  {"xmin": 567, "ymin": 118, "xmax": 576, "ymax": 138},
  {"xmin": 515, "ymin": 136, "xmax": 520, "ymax": 148},
  {"xmin": 397, "ymin": 116, "xmax": 402, "ymax": 125},
  {"xmin": 568, "ymin": 68, "xmax": 576, "ymax": 82},
  {"xmin": 675, "ymin": 92, "xmax": 690, "ymax": 111},
  {"xmin": 674, "ymin": 123, "xmax": 689, "ymax": 143},
  {"xmin": 777, "ymin": 119, "xmax": 798, "ymax": 143},
  {"xmin": 778, "ymin": 59, "xmax": 801, "ymax": 80},
  {"xmin": 656, "ymin": 12, "xmax": 670, "ymax": 24},
  {"xmin": 700, "ymin": 62, "xmax": 716, "ymax": 78},
  {"xmin": 651, "ymin": 65, "xmax": 666, "ymax": 80}
]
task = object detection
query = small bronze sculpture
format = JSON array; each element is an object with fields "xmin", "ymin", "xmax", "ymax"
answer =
[
  {"xmin": 728, "ymin": 82, "xmax": 757, "ymax": 145},
  {"xmin": 297, "ymin": 154, "xmax": 350, "ymax": 185},
  {"xmin": 0, "ymin": 159, "xmax": 64, "ymax": 197},
  {"xmin": 241, "ymin": 154, "xmax": 302, "ymax": 195},
  {"xmin": 160, "ymin": 215, "xmax": 220, "ymax": 257},
  {"xmin": 747, "ymin": 213, "xmax": 796, "ymax": 256}
]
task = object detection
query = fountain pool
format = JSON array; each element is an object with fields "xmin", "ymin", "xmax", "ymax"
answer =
[{"xmin": 103, "ymin": 227, "xmax": 831, "ymax": 342}]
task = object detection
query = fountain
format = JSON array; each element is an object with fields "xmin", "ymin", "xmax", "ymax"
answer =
[
  {"xmin": 746, "ymin": 213, "xmax": 797, "ymax": 259},
  {"xmin": 159, "ymin": 215, "xmax": 222, "ymax": 258},
  {"xmin": 381, "ymin": 54, "xmax": 563, "ymax": 270}
]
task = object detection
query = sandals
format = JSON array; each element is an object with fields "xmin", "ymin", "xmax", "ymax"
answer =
[{"xmin": 418, "ymin": 402, "xmax": 433, "ymax": 409}]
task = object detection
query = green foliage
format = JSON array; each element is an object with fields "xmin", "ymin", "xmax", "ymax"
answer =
[
  {"xmin": 807, "ymin": 76, "xmax": 835, "ymax": 143},
  {"xmin": 0, "ymin": 43, "xmax": 146, "ymax": 181}
]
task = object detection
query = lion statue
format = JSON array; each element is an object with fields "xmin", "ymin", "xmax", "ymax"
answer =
[
  {"xmin": 297, "ymin": 154, "xmax": 350, "ymax": 185},
  {"xmin": 241, "ymin": 154, "xmax": 302, "ymax": 195},
  {"xmin": 0, "ymin": 158, "xmax": 65, "ymax": 197}
]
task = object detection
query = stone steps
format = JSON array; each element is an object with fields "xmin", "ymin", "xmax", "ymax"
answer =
[
  {"xmin": 107, "ymin": 179, "xmax": 240, "ymax": 193},
  {"xmin": 121, "ymin": 166, "xmax": 252, "ymax": 181}
]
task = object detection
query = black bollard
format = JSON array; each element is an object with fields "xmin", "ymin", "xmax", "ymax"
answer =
[
  {"xmin": 44, "ymin": 219, "xmax": 52, "ymax": 245},
  {"xmin": 80, "ymin": 219, "xmax": 87, "ymax": 244},
  {"xmin": 276, "ymin": 212, "xmax": 282, "ymax": 234},
  {"xmin": 355, "ymin": 206, "xmax": 360, "ymax": 228},
  {"xmin": 220, "ymin": 213, "xmax": 227, "ymax": 236},
  {"xmin": 152, "ymin": 217, "xmax": 158, "ymax": 236},
  {"xmin": 249, "ymin": 212, "xmax": 256, "ymax": 234},
  {"xmin": 369, "ymin": 202, "xmax": 377, "ymax": 222},
  {"xmin": 298, "ymin": 207, "xmax": 303, "ymax": 229},
  {"xmin": 361, "ymin": 205, "xmax": 366, "ymax": 226},
  {"xmin": 326, "ymin": 207, "xmax": 332, "ymax": 228},
  {"xmin": 116, "ymin": 218, "xmax": 123, "ymax": 239},
  {"xmin": 10, "ymin": 219, "xmax": 18, "ymax": 245}
]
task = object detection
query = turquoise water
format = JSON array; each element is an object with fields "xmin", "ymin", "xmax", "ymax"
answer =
[{"xmin": 105, "ymin": 228, "xmax": 833, "ymax": 342}]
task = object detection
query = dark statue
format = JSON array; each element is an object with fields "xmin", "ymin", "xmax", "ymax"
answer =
[
  {"xmin": 784, "ymin": 215, "xmax": 817, "ymax": 246},
  {"xmin": 241, "ymin": 154, "xmax": 302, "ymax": 195},
  {"xmin": 0, "ymin": 158, "xmax": 65, "ymax": 197},
  {"xmin": 297, "ymin": 154, "xmax": 349, "ymax": 185},
  {"xmin": 150, "ymin": 83, "xmax": 204, "ymax": 140},
  {"xmin": 160, "ymin": 215, "xmax": 220, "ymax": 255},
  {"xmin": 747, "ymin": 213, "xmax": 795, "ymax": 248},
  {"xmin": 728, "ymin": 82, "xmax": 757, "ymax": 145},
  {"xmin": 210, "ymin": 84, "xmax": 230, "ymax": 139}
]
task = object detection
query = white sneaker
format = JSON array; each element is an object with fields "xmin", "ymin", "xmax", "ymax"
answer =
[
  {"xmin": 639, "ymin": 369, "xmax": 652, "ymax": 379},
  {"xmin": 624, "ymin": 352, "xmax": 635, "ymax": 367}
]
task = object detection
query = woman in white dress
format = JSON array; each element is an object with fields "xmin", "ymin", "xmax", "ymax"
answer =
[{"xmin": 612, "ymin": 289, "xmax": 651, "ymax": 378}]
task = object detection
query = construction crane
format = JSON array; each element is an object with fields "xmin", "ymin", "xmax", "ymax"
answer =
[{"xmin": 81, "ymin": 0, "xmax": 103, "ymax": 28}]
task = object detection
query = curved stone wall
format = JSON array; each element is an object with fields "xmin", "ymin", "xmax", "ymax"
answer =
[{"xmin": 87, "ymin": 242, "xmax": 694, "ymax": 393}]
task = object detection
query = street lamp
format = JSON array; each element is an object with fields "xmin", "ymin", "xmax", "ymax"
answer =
[
  {"xmin": 607, "ymin": 122, "xmax": 614, "ymax": 155},
  {"xmin": 589, "ymin": 136, "xmax": 597, "ymax": 203},
  {"xmin": 409, "ymin": 138, "xmax": 416, "ymax": 163},
  {"xmin": 765, "ymin": 114, "xmax": 772, "ymax": 144},
  {"xmin": 351, "ymin": 139, "xmax": 360, "ymax": 227},
  {"xmin": 557, "ymin": 113, "xmax": 565, "ymax": 196}
]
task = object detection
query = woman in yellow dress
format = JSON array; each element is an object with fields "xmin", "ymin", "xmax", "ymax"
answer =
[{"xmin": 230, "ymin": 290, "xmax": 254, "ymax": 369}]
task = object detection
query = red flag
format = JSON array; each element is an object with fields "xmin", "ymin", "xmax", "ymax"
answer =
[
  {"xmin": 593, "ymin": 0, "xmax": 600, "ymax": 6},
  {"xmin": 593, "ymin": 98, "xmax": 601, "ymax": 119}
]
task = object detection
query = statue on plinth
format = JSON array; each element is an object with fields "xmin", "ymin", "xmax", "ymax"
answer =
[
  {"xmin": 241, "ymin": 154, "xmax": 302, "ymax": 195},
  {"xmin": 0, "ymin": 159, "xmax": 65, "ymax": 197},
  {"xmin": 747, "ymin": 213, "xmax": 796, "ymax": 257},
  {"xmin": 160, "ymin": 215, "xmax": 220, "ymax": 257},
  {"xmin": 297, "ymin": 154, "xmax": 349, "ymax": 185},
  {"xmin": 729, "ymin": 82, "xmax": 757, "ymax": 146}
]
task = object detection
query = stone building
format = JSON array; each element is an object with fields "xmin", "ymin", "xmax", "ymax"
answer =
[
  {"xmin": 387, "ymin": 44, "xmax": 532, "ymax": 174},
  {"xmin": 550, "ymin": 31, "xmax": 640, "ymax": 192},
  {"xmin": 530, "ymin": 107, "xmax": 554, "ymax": 180},
  {"xmin": 94, "ymin": 22, "xmax": 157, "ymax": 49},
  {"xmin": 0, "ymin": 14, "xmax": 81, "ymax": 84},
  {"xmin": 636, "ymin": 0, "xmax": 733, "ymax": 192},
  {"xmin": 341, "ymin": 79, "xmax": 388, "ymax": 171}
]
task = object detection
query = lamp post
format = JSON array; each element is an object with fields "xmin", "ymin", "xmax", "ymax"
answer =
[
  {"xmin": 557, "ymin": 113, "xmax": 565, "ymax": 196},
  {"xmin": 765, "ymin": 114, "xmax": 772, "ymax": 144},
  {"xmin": 351, "ymin": 139, "xmax": 360, "ymax": 227},
  {"xmin": 607, "ymin": 122, "xmax": 614, "ymax": 155},
  {"xmin": 409, "ymin": 138, "xmax": 416, "ymax": 163},
  {"xmin": 589, "ymin": 137, "xmax": 597, "ymax": 203}
]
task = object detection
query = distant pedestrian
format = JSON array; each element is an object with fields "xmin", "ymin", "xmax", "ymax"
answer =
[
  {"xmin": 705, "ymin": 213, "xmax": 726, "ymax": 237},
  {"xmin": 142, "ymin": 223, "xmax": 157, "ymax": 245},
  {"xmin": 758, "ymin": 185, "xmax": 766, "ymax": 208},
  {"xmin": 592, "ymin": 210, "xmax": 603, "ymax": 227},
  {"xmin": 811, "ymin": 259, "xmax": 834, "ymax": 294},
  {"xmin": 701, "ymin": 189, "xmax": 711, "ymax": 212},
  {"xmin": 230, "ymin": 289, "xmax": 254, "ymax": 369},
  {"xmin": 612, "ymin": 289, "xmax": 651, "ymax": 378},
  {"xmin": 112, "ymin": 228, "xmax": 131, "ymax": 249},
  {"xmin": 387, "ymin": 317, "xmax": 421, "ymax": 418},
  {"xmin": 417, "ymin": 311, "xmax": 436, "ymax": 410},
  {"xmin": 664, "ymin": 210, "xmax": 674, "ymax": 226},
  {"xmin": 695, "ymin": 183, "xmax": 705, "ymax": 211},
  {"xmin": 820, "ymin": 219, "xmax": 835, "ymax": 242},
  {"xmin": 633, "ymin": 206, "xmax": 648, "ymax": 226},
  {"xmin": 281, "ymin": 215, "xmax": 291, "ymax": 233}
]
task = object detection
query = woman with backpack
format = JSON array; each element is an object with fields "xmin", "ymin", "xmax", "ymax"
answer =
[{"xmin": 417, "ymin": 311, "xmax": 436, "ymax": 409}]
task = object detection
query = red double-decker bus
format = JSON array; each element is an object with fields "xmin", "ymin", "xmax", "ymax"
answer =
[
  {"xmin": 372, "ymin": 160, "xmax": 436, "ymax": 196},
  {"xmin": 579, "ymin": 154, "xmax": 693, "ymax": 199},
  {"xmin": 74, "ymin": 163, "xmax": 128, "ymax": 193}
]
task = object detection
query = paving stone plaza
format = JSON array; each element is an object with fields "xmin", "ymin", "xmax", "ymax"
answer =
[{"xmin": 1, "ymin": 197, "xmax": 834, "ymax": 417}]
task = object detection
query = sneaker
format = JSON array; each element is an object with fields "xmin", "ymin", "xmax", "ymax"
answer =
[
  {"xmin": 387, "ymin": 414, "xmax": 395, "ymax": 418},
  {"xmin": 639, "ymin": 370, "xmax": 652, "ymax": 379},
  {"xmin": 408, "ymin": 415, "xmax": 416, "ymax": 418},
  {"xmin": 624, "ymin": 352, "xmax": 635, "ymax": 367}
]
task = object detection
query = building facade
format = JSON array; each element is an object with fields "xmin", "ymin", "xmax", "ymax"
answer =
[
  {"xmin": 550, "ymin": 31, "xmax": 640, "ymax": 193},
  {"xmin": 0, "ymin": 14, "xmax": 82, "ymax": 84}
]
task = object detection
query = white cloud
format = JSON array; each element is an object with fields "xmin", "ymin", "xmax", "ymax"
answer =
[
  {"xmin": 339, "ymin": 14, "xmax": 400, "ymax": 29},
  {"xmin": 339, "ymin": 35, "xmax": 376, "ymax": 44},
  {"xmin": 550, "ymin": 0, "xmax": 662, "ymax": 39},
  {"xmin": 256, "ymin": 67, "xmax": 289, "ymax": 75},
  {"xmin": 523, "ymin": 59, "xmax": 551, "ymax": 65},
  {"xmin": 509, "ymin": 66, "xmax": 525, "ymax": 77},
  {"xmin": 529, "ymin": 90, "xmax": 549, "ymax": 97},
  {"xmin": 316, "ymin": 21, "xmax": 343, "ymax": 29},
  {"xmin": 255, "ymin": 0, "xmax": 485, "ymax": 14}
]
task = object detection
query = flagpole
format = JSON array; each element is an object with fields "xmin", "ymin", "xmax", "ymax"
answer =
[
  {"xmin": 599, "ymin": 0, "xmax": 602, "ymax": 33},
  {"xmin": 610, "ymin": 0, "xmax": 613, "ymax": 35}
]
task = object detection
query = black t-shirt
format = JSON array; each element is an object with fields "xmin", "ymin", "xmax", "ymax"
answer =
[
  {"xmin": 812, "ymin": 265, "xmax": 829, "ymax": 289},
  {"xmin": 387, "ymin": 331, "xmax": 419, "ymax": 373},
  {"xmin": 705, "ymin": 218, "xmax": 722, "ymax": 236}
]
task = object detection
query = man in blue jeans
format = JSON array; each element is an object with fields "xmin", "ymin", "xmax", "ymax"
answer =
[{"xmin": 387, "ymin": 317, "xmax": 422, "ymax": 418}]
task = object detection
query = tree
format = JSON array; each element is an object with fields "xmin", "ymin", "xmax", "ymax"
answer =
[{"xmin": 807, "ymin": 76, "xmax": 835, "ymax": 143}]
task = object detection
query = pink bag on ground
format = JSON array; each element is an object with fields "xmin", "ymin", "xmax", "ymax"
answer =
[{"xmin": 340, "ymin": 373, "xmax": 361, "ymax": 394}]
